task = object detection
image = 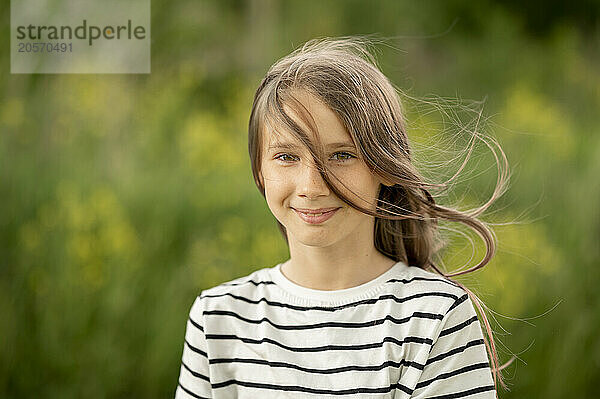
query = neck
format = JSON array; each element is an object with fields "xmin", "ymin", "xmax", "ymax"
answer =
[{"xmin": 281, "ymin": 244, "xmax": 396, "ymax": 291}]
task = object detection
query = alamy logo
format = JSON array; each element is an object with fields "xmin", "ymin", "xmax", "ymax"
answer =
[{"xmin": 11, "ymin": 0, "xmax": 151, "ymax": 73}]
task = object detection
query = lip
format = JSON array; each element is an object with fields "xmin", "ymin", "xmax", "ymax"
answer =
[
  {"xmin": 293, "ymin": 207, "xmax": 340, "ymax": 214},
  {"xmin": 293, "ymin": 207, "xmax": 340, "ymax": 224}
]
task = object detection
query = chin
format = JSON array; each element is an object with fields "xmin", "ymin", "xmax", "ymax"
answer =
[{"xmin": 289, "ymin": 228, "xmax": 338, "ymax": 246}]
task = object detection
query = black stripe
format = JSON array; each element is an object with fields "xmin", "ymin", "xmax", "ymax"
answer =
[
  {"xmin": 210, "ymin": 356, "xmax": 425, "ymax": 373},
  {"xmin": 438, "ymin": 315, "xmax": 479, "ymax": 338},
  {"xmin": 177, "ymin": 381, "xmax": 210, "ymax": 399},
  {"xmin": 426, "ymin": 339, "xmax": 485, "ymax": 365},
  {"xmin": 446, "ymin": 293, "xmax": 468, "ymax": 313},
  {"xmin": 184, "ymin": 339, "xmax": 207, "ymax": 357},
  {"xmin": 180, "ymin": 372, "xmax": 493, "ymax": 398},
  {"xmin": 188, "ymin": 317, "xmax": 204, "ymax": 332},
  {"xmin": 205, "ymin": 333, "xmax": 433, "ymax": 352},
  {"xmin": 386, "ymin": 276, "xmax": 460, "ymax": 289},
  {"xmin": 210, "ymin": 378, "xmax": 414, "ymax": 395},
  {"xmin": 423, "ymin": 385, "xmax": 496, "ymax": 399},
  {"xmin": 201, "ymin": 290, "xmax": 458, "ymax": 312},
  {"xmin": 415, "ymin": 362, "xmax": 492, "ymax": 389},
  {"xmin": 182, "ymin": 361, "xmax": 210, "ymax": 382},
  {"xmin": 202, "ymin": 310, "xmax": 443, "ymax": 330},
  {"xmin": 220, "ymin": 279, "xmax": 276, "ymax": 287},
  {"xmin": 216, "ymin": 274, "xmax": 458, "ymax": 291}
]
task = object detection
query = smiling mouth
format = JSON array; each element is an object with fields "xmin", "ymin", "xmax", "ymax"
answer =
[{"xmin": 293, "ymin": 208, "xmax": 340, "ymax": 224}]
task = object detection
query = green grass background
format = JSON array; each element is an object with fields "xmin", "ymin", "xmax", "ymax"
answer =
[{"xmin": 1, "ymin": 1, "xmax": 599, "ymax": 397}]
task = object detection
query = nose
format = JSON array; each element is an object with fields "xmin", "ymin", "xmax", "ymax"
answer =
[{"xmin": 297, "ymin": 159, "xmax": 330, "ymax": 199}]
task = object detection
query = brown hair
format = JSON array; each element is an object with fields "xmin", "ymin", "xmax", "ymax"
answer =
[{"xmin": 248, "ymin": 35, "xmax": 514, "ymax": 393}]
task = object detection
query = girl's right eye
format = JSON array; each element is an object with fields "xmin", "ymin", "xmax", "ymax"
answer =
[{"xmin": 274, "ymin": 153, "xmax": 297, "ymax": 162}]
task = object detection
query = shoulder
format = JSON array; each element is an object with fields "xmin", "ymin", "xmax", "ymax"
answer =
[
  {"xmin": 192, "ymin": 265, "xmax": 276, "ymax": 310},
  {"xmin": 398, "ymin": 265, "xmax": 466, "ymax": 298},
  {"xmin": 391, "ymin": 264, "xmax": 470, "ymax": 316},
  {"xmin": 400, "ymin": 267, "xmax": 486, "ymax": 337},
  {"xmin": 202, "ymin": 266, "xmax": 274, "ymax": 296}
]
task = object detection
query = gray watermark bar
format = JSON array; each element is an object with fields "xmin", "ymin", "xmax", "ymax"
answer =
[{"xmin": 11, "ymin": 0, "xmax": 150, "ymax": 74}]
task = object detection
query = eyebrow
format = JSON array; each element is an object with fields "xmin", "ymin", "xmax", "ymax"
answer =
[{"xmin": 268, "ymin": 141, "xmax": 356, "ymax": 150}]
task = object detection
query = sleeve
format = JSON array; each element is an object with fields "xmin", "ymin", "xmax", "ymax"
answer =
[
  {"xmin": 174, "ymin": 294, "xmax": 212, "ymax": 399},
  {"xmin": 409, "ymin": 293, "xmax": 497, "ymax": 399}
]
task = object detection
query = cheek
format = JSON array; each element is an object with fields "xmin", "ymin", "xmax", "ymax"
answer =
[
  {"xmin": 263, "ymin": 174, "xmax": 290, "ymax": 209},
  {"xmin": 263, "ymin": 187, "xmax": 281, "ymax": 222},
  {"xmin": 338, "ymin": 171, "xmax": 380, "ymax": 207},
  {"xmin": 262, "ymin": 163, "xmax": 294, "ymax": 191},
  {"xmin": 260, "ymin": 161, "xmax": 282, "ymax": 184}
]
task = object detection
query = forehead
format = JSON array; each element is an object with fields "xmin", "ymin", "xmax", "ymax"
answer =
[{"xmin": 263, "ymin": 89, "xmax": 354, "ymax": 149}]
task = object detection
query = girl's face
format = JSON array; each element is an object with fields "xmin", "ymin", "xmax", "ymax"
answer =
[{"xmin": 259, "ymin": 90, "xmax": 386, "ymax": 249}]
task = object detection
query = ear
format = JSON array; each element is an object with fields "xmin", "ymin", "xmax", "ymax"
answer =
[{"xmin": 258, "ymin": 171, "xmax": 265, "ymax": 187}]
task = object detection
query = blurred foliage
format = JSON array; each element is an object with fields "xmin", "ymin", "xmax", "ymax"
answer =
[{"xmin": 1, "ymin": 0, "xmax": 599, "ymax": 398}]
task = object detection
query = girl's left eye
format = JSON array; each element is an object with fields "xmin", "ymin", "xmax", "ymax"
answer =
[{"xmin": 331, "ymin": 152, "xmax": 356, "ymax": 161}]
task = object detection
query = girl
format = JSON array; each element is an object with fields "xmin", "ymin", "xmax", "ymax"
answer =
[{"xmin": 175, "ymin": 36, "xmax": 512, "ymax": 398}]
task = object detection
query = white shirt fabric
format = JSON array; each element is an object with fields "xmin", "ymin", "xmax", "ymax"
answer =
[{"xmin": 174, "ymin": 261, "xmax": 496, "ymax": 398}]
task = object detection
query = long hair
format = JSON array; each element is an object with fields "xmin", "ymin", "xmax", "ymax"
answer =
[{"xmin": 247, "ymin": 35, "xmax": 513, "ymax": 393}]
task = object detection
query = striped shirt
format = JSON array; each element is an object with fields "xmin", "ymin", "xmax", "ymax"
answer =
[{"xmin": 175, "ymin": 261, "xmax": 496, "ymax": 398}]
